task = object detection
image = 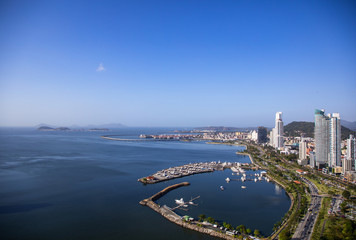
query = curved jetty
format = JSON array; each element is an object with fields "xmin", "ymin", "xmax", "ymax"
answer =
[
  {"xmin": 140, "ymin": 182, "xmax": 240, "ymax": 240},
  {"xmin": 140, "ymin": 182, "xmax": 190, "ymax": 205}
]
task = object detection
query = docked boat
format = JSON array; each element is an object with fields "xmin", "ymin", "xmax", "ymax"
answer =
[{"xmin": 175, "ymin": 198, "xmax": 184, "ymax": 205}]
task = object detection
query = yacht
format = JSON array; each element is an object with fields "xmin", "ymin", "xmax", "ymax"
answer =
[
  {"xmin": 175, "ymin": 198, "xmax": 184, "ymax": 205},
  {"xmin": 220, "ymin": 186, "xmax": 224, "ymax": 190},
  {"xmin": 241, "ymin": 186, "xmax": 246, "ymax": 189},
  {"xmin": 225, "ymin": 177, "xmax": 230, "ymax": 183}
]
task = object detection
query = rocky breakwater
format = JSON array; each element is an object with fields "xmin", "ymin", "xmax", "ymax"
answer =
[{"xmin": 140, "ymin": 182, "xmax": 236, "ymax": 240}]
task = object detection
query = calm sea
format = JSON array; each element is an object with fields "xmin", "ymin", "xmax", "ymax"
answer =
[{"xmin": 0, "ymin": 128, "xmax": 290, "ymax": 240}]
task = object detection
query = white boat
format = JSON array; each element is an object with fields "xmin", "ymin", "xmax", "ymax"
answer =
[
  {"xmin": 220, "ymin": 186, "xmax": 224, "ymax": 190},
  {"xmin": 175, "ymin": 198, "xmax": 184, "ymax": 205},
  {"xmin": 241, "ymin": 186, "xmax": 246, "ymax": 189},
  {"xmin": 254, "ymin": 178, "xmax": 257, "ymax": 182},
  {"xmin": 225, "ymin": 177, "xmax": 230, "ymax": 182},
  {"xmin": 189, "ymin": 201, "xmax": 194, "ymax": 205}
]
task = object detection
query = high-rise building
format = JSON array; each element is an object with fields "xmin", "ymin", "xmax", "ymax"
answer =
[
  {"xmin": 347, "ymin": 134, "xmax": 356, "ymax": 169},
  {"xmin": 297, "ymin": 138, "xmax": 308, "ymax": 165},
  {"xmin": 257, "ymin": 126, "xmax": 268, "ymax": 143},
  {"xmin": 309, "ymin": 151, "xmax": 316, "ymax": 168},
  {"xmin": 299, "ymin": 138, "xmax": 307, "ymax": 160},
  {"xmin": 329, "ymin": 113, "xmax": 341, "ymax": 167},
  {"xmin": 269, "ymin": 130, "xmax": 274, "ymax": 146},
  {"xmin": 315, "ymin": 109, "xmax": 329, "ymax": 167},
  {"xmin": 314, "ymin": 109, "xmax": 341, "ymax": 168},
  {"xmin": 250, "ymin": 130, "xmax": 258, "ymax": 142},
  {"xmin": 343, "ymin": 158, "xmax": 353, "ymax": 174},
  {"xmin": 270, "ymin": 112, "xmax": 284, "ymax": 149}
]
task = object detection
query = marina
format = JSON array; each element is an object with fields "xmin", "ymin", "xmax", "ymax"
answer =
[
  {"xmin": 138, "ymin": 161, "xmax": 261, "ymax": 184},
  {"xmin": 140, "ymin": 182, "xmax": 248, "ymax": 240}
]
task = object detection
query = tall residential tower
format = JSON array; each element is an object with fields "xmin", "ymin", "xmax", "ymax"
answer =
[
  {"xmin": 347, "ymin": 134, "xmax": 355, "ymax": 170},
  {"xmin": 270, "ymin": 112, "xmax": 284, "ymax": 149},
  {"xmin": 314, "ymin": 109, "xmax": 341, "ymax": 168}
]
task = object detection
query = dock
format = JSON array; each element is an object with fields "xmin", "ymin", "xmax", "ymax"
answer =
[
  {"xmin": 138, "ymin": 161, "xmax": 256, "ymax": 184},
  {"xmin": 140, "ymin": 182, "xmax": 241, "ymax": 240}
]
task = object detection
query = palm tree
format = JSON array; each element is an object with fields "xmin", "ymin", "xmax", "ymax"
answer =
[{"xmin": 198, "ymin": 214, "xmax": 206, "ymax": 222}]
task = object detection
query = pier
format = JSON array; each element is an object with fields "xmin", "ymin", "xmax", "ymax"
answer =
[
  {"xmin": 139, "ymin": 161, "xmax": 238, "ymax": 184},
  {"xmin": 140, "ymin": 182, "xmax": 240, "ymax": 240}
]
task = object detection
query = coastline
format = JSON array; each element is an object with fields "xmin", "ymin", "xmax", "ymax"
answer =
[
  {"xmin": 133, "ymin": 138, "xmax": 292, "ymax": 239},
  {"xmin": 266, "ymin": 174, "xmax": 295, "ymax": 239}
]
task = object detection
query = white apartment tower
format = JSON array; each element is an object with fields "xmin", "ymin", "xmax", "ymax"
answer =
[
  {"xmin": 314, "ymin": 109, "xmax": 341, "ymax": 168},
  {"xmin": 328, "ymin": 113, "xmax": 341, "ymax": 167},
  {"xmin": 299, "ymin": 138, "xmax": 307, "ymax": 160},
  {"xmin": 271, "ymin": 112, "xmax": 284, "ymax": 149},
  {"xmin": 347, "ymin": 134, "xmax": 355, "ymax": 169}
]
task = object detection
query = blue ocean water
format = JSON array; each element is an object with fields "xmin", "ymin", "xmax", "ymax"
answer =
[{"xmin": 0, "ymin": 128, "xmax": 290, "ymax": 239}]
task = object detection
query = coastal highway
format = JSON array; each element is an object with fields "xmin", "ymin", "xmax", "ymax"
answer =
[{"xmin": 292, "ymin": 177, "xmax": 321, "ymax": 240}]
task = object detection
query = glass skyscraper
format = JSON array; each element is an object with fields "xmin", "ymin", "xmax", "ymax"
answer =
[{"xmin": 314, "ymin": 109, "xmax": 341, "ymax": 168}]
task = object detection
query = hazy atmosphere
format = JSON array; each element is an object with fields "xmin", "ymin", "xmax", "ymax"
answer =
[{"xmin": 1, "ymin": 0, "xmax": 355, "ymax": 127}]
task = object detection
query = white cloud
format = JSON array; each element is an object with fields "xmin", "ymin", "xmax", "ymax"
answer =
[{"xmin": 96, "ymin": 63, "xmax": 106, "ymax": 72}]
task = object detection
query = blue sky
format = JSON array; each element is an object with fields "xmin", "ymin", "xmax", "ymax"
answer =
[{"xmin": 0, "ymin": 0, "xmax": 355, "ymax": 127}]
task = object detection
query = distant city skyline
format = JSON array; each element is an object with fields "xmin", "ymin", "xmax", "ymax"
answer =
[{"xmin": 1, "ymin": 0, "xmax": 355, "ymax": 127}]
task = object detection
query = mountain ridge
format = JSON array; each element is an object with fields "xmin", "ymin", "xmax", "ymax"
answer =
[{"xmin": 284, "ymin": 121, "xmax": 356, "ymax": 140}]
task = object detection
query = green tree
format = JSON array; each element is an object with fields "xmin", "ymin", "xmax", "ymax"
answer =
[
  {"xmin": 206, "ymin": 217, "xmax": 214, "ymax": 224},
  {"xmin": 340, "ymin": 201, "xmax": 347, "ymax": 214},
  {"xmin": 279, "ymin": 229, "xmax": 291, "ymax": 240},
  {"xmin": 254, "ymin": 229, "xmax": 261, "ymax": 237},
  {"xmin": 236, "ymin": 225, "xmax": 246, "ymax": 234},
  {"xmin": 246, "ymin": 228, "xmax": 252, "ymax": 234},
  {"xmin": 342, "ymin": 190, "xmax": 351, "ymax": 199},
  {"xmin": 198, "ymin": 214, "xmax": 206, "ymax": 222}
]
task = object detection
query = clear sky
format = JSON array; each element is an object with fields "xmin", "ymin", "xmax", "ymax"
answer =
[{"xmin": 1, "ymin": 0, "xmax": 355, "ymax": 127}]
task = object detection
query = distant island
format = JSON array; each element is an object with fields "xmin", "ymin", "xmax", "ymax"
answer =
[{"xmin": 37, "ymin": 126, "xmax": 110, "ymax": 131}]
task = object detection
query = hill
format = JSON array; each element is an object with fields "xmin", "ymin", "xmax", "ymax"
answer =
[
  {"xmin": 284, "ymin": 121, "xmax": 356, "ymax": 140},
  {"xmin": 340, "ymin": 120, "xmax": 356, "ymax": 131}
]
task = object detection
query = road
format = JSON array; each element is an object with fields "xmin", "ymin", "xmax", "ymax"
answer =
[{"xmin": 292, "ymin": 177, "xmax": 322, "ymax": 240}]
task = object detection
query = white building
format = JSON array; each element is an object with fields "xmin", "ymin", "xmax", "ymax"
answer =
[
  {"xmin": 270, "ymin": 112, "xmax": 284, "ymax": 149},
  {"xmin": 299, "ymin": 138, "xmax": 307, "ymax": 160},
  {"xmin": 250, "ymin": 130, "xmax": 258, "ymax": 142},
  {"xmin": 328, "ymin": 113, "xmax": 341, "ymax": 167},
  {"xmin": 314, "ymin": 109, "xmax": 341, "ymax": 168},
  {"xmin": 347, "ymin": 134, "xmax": 355, "ymax": 170}
]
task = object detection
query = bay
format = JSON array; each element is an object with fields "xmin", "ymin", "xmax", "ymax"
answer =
[{"xmin": 0, "ymin": 128, "xmax": 290, "ymax": 239}]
